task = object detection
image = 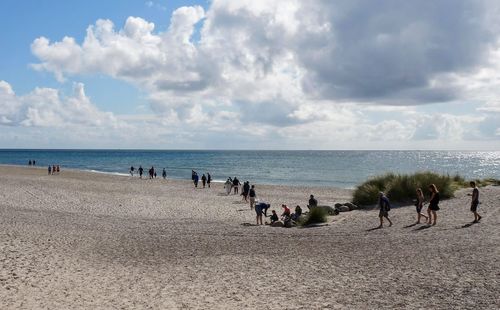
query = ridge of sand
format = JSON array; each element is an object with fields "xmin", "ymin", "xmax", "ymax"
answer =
[{"xmin": 1, "ymin": 166, "xmax": 499, "ymax": 309}]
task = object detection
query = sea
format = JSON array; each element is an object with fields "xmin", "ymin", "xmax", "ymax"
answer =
[{"xmin": 0, "ymin": 149, "xmax": 499, "ymax": 188}]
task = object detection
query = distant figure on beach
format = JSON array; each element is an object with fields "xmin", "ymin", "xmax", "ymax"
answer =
[
  {"xmin": 468, "ymin": 181, "xmax": 482, "ymax": 223},
  {"xmin": 52, "ymin": 165, "xmax": 56, "ymax": 175},
  {"xmin": 138, "ymin": 166, "xmax": 144, "ymax": 178},
  {"xmin": 130, "ymin": 166, "xmax": 135, "ymax": 176},
  {"xmin": 56, "ymin": 165, "xmax": 60, "ymax": 174},
  {"xmin": 207, "ymin": 173, "xmax": 211, "ymax": 188},
  {"xmin": 194, "ymin": 172, "xmax": 199, "ymax": 188},
  {"xmin": 377, "ymin": 192, "xmax": 393, "ymax": 228},
  {"xmin": 28, "ymin": 160, "xmax": 32, "ymax": 166},
  {"xmin": 149, "ymin": 167, "xmax": 154, "ymax": 179},
  {"xmin": 192, "ymin": 170, "xmax": 196, "ymax": 181},
  {"xmin": 249, "ymin": 185, "xmax": 256, "ymax": 209},
  {"xmin": 414, "ymin": 188, "xmax": 428, "ymax": 224},
  {"xmin": 232, "ymin": 177, "xmax": 241, "ymax": 194},
  {"xmin": 225, "ymin": 178, "xmax": 232, "ymax": 195},
  {"xmin": 162, "ymin": 168, "xmax": 167, "ymax": 179},
  {"xmin": 427, "ymin": 184, "xmax": 440, "ymax": 225},
  {"xmin": 201, "ymin": 174, "xmax": 207, "ymax": 188},
  {"xmin": 307, "ymin": 194, "xmax": 318, "ymax": 210},
  {"xmin": 241, "ymin": 181, "xmax": 250, "ymax": 202},
  {"xmin": 33, "ymin": 160, "xmax": 36, "ymax": 165},
  {"xmin": 48, "ymin": 165, "xmax": 51, "ymax": 175}
]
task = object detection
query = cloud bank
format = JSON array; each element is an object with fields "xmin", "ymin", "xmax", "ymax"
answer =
[{"xmin": 3, "ymin": 0, "xmax": 500, "ymax": 149}]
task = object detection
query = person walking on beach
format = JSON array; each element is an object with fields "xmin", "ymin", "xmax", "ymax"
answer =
[
  {"xmin": 29, "ymin": 160, "xmax": 32, "ymax": 166},
  {"xmin": 414, "ymin": 188, "xmax": 428, "ymax": 224},
  {"xmin": 191, "ymin": 170, "xmax": 196, "ymax": 182},
  {"xmin": 162, "ymin": 168, "xmax": 167, "ymax": 179},
  {"xmin": 52, "ymin": 165, "xmax": 56, "ymax": 175},
  {"xmin": 33, "ymin": 160, "xmax": 36, "ymax": 166},
  {"xmin": 225, "ymin": 178, "xmax": 232, "ymax": 195},
  {"xmin": 130, "ymin": 166, "xmax": 135, "ymax": 176},
  {"xmin": 201, "ymin": 174, "xmax": 207, "ymax": 188},
  {"xmin": 232, "ymin": 177, "xmax": 241, "ymax": 194},
  {"xmin": 194, "ymin": 172, "xmax": 199, "ymax": 188},
  {"xmin": 56, "ymin": 165, "xmax": 60, "ymax": 174},
  {"xmin": 427, "ymin": 184, "xmax": 440, "ymax": 225},
  {"xmin": 138, "ymin": 166, "xmax": 144, "ymax": 179},
  {"xmin": 242, "ymin": 181, "xmax": 250, "ymax": 202},
  {"xmin": 377, "ymin": 192, "xmax": 393, "ymax": 228},
  {"xmin": 249, "ymin": 185, "xmax": 256, "ymax": 209},
  {"xmin": 207, "ymin": 173, "xmax": 211, "ymax": 188},
  {"xmin": 468, "ymin": 181, "xmax": 482, "ymax": 223},
  {"xmin": 48, "ymin": 165, "xmax": 51, "ymax": 175}
]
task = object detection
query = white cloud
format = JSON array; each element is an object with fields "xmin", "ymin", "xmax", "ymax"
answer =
[
  {"xmin": 0, "ymin": 80, "xmax": 119, "ymax": 128},
  {"xmin": 9, "ymin": 0, "xmax": 500, "ymax": 149}
]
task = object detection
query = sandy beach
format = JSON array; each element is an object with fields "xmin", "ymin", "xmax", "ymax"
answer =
[{"xmin": 0, "ymin": 165, "xmax": 498, "ymax": 309}]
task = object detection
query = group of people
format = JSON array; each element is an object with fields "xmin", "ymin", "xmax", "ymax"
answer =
[
  {"xmin": 378, "ymin": 181, "xmax": 482, "ymax": 228},
  {"xmin": 192, "ymin": 170, "xmax": 212, "ymax": 188},
  {"xmin": 224, "ymin": 177, "xmax": 241, "ymax": 195},
  {"xmin": 28, "ymin": 160, "xmax": 36, "ymax": 166},
  {"xmin": 130, "ymin": 166, "xmax": 167, "ymax": 180},
  {"xmin": 48, "ymin": 165, "xmax": 61, "ymax": 175}
]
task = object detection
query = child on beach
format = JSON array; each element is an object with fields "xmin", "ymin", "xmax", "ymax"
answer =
[
  {"xmin": 468, "ymin": 181, "xmax": 482, "ymax": 223},
  {"xmin": 427, "ymin": 184, "xmax": 440, "ymax": 225},
  {"xmin": 270, "ymin": 210, "xmax": 279, "ymax": 224},
  {"xmin": 307, "ymin": 194, "xmax": 318, "ymax": 210},
  {"xmin": 377, "ymin": 192, "xmax": 393, "ymax": 228},
  {"xmin": 415, "ymin": 188, "xmax": 428, "ymax": 224}
]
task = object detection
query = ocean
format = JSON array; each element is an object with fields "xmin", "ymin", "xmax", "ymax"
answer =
[{"xmin": 0, "ymin": 149, "xmax": 499, "ymax": 188}]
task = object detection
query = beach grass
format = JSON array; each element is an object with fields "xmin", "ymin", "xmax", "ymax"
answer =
[
  {"xmin": 300, "ymin": 207, "xmax": 328, "ymax": 226},
  {"xmin": 352, "ymin": 171, "xmax": 465, "ymax": 206}
]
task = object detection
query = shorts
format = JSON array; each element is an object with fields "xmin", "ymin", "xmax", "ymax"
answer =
[
  {"xmin": 255, "ymin": 204, "xmax": 263, "ymax": 215},
  {"xmin": 429, "ymin": 204, "xmax": 440, "ymax": 211},
  {"xmin": 470, "ymin": 201, "xmax": 479, "ymax": 212},
  {"xmin": 379, "ymin": 209, "xmax": 388, "ymax": 217}
]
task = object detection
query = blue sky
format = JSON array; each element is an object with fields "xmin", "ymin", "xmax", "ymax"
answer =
[{"xmin": 1, "ymin": 0, "xmax": 500, "ymax": 149}]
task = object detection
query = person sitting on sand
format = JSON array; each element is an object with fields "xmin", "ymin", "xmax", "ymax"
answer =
[
  {"xmin": 415, "ymin": 188, "xmax": 428, "ymax": 224},
  {"xmin": 308, "ymin": 194, "xmax": 318, "ymax": 210},
  {"xmin": 468, "ymin": 181, "xmax": 482, "ymax": 223},
  {"xmin": 377, "ymin": 192, "xmax": 393, "ymax": 228},
  {"xmin": 427, "ymin": 184, "xmax": 440, "ymax": 225},
  {"xmin": 270, "ymin": 210, "xmax": 279, "ymax": 224},
  {"xmin": 291, "ymin": 205, "xmax": 302, "ymax": 221},
  {"xmin": 281, "ymin": 204, "xmax": 292, "ymax": 227}
]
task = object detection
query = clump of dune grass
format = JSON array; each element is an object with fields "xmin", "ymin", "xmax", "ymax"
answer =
[
  {"xmin": 352, "ymin": 171, "xmax": 458, "ymax": 206},
  {"xmin": 300, "ymin": 207, "xmax": 327, "ymax": 226}
]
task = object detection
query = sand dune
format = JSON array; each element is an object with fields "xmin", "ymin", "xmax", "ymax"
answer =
[{"xmin": 0, "ymin": 165, "xmax": 498, "ymax": 309}]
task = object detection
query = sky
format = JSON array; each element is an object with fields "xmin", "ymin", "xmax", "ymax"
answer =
[{"xmin": 1, "ymin": 0, "xmax": 500, "ymax": 150}]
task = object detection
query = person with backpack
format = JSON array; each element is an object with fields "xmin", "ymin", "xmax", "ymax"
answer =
[{"xmin": 377, "ymin": 192, "xmax": 393, "ymax": 228}]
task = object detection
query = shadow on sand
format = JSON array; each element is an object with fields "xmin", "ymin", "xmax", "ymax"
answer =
[
  {"xmin": 414, "ymin": 224, "xmax": 432, "ymax": 231},
  {"xmin": 366, "ymin": 226, "xmax": 382, "ymax": 231},
  {"xmin": 404, "ymin": 223, "xmax": 418, "ymax": 228},
  {"xmin": 457, "ymin": 222, "xmax": 478, "ymax": 229},
  {"xmin": 240, "ymin": 223, "xmax": 259, "ymax": 227}
]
